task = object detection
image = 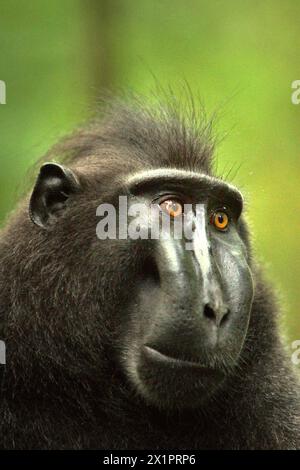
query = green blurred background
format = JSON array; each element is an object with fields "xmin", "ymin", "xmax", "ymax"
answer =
[{"xmin": 0, "ymin": 0, "xmax": 299, "ymax": 340}]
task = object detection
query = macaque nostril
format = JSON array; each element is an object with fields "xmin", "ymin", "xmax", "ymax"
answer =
[
  {"xmin": 220, "ymin": 308, "xmax": 230, "ymax": 326},
  {"xmin": 203, "ymin": 303, "xmax": 230, "ymax": 326},
  {"xmin": 203, "ymin": 304, "xmax": 217, "ymax": 323},
  {"xmin": 203, "ymin": 303, "xmax": 216, "ymax": 320}
]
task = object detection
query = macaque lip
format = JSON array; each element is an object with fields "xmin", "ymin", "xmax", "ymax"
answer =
[{"xmin": 143, "ymin": 345, "xmax": 222, "ymax": 376}]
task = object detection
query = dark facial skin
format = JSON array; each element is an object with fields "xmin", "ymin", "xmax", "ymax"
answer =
[{"xmin": 119, "ymin": 170, "xmax": 254, "ymax": 409}]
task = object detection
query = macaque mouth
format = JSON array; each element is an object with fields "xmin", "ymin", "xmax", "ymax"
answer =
[{"xmin": 143, "ymin": 345, "xmax": 223, "ymax": 377}]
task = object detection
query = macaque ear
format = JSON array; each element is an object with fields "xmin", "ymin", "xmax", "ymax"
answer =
[{"xmin": 29, "ymin": 162, "xmax": 80, "ymax": 229}]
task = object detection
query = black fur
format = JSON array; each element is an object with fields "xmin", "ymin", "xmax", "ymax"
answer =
[{"xmin": 0, "ymin": 95, "xmax": 299, "ymax": 449}]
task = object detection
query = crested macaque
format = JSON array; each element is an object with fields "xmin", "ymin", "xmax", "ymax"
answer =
[{"xmin": 0, "ymin": 96, "xmax": 299, "ymax": 449}]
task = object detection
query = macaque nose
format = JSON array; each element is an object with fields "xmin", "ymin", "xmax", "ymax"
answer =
[{"xmin": 203, "ymin": 303, "xmax": 230, "ymax": 327}]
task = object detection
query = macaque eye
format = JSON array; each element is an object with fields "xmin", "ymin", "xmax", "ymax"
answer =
[
  {"xmin": 211, "ymin": 210, "xmax": 229, "ymax": 231},
  {"xmin": 159, "ymin": 199, "xmax": 183, "ymax": 218}
]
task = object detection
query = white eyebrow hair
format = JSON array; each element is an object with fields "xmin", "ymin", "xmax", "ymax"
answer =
[{"xmin": 126, "ymin": 168, "xmax": 243, "ymax": 202}]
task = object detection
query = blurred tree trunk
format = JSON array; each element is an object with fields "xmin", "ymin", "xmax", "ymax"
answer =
[{"xmin": 83, "ymin": 0, "xmax": 121, "ymax": 92}]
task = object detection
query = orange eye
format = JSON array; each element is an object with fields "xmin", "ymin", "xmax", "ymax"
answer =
[
  {"xmin": 159, "ymin": 199, "xmax": 183, "ymax": 218},
  {"xmin": 211, "ymin": 211, "xmax": 229, "ymax": 231}
]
